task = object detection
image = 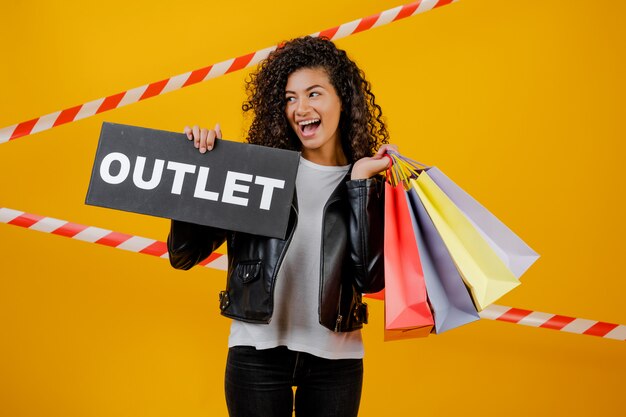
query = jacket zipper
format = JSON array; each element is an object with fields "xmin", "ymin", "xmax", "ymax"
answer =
[
  {"xmin": 321, "ymin": 177, "xmax": 347, "ymax": 332},
  {"xmin": 335, "ymin": 314, "xmax": 343, "ymax": 332},
  {"xmin": 276, "ymin": 202, "xmax": 299, "ymax": 271},
  {"xmin": 334, "ymin": 263, "xmax": 344, "ymax": 332},
  {"xmin": 270, "ymin": 202, "xmax": 299, "ymax": 317}
]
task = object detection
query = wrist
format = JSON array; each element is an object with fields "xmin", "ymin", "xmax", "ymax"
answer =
[{"xmin": 350, "ymin": 169, "xmax": 370, "ymax": 180}]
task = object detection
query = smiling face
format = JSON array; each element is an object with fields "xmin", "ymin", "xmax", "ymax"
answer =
[{"xmin": 284, "ymin": 67, "xmax": 346, "ymax": 165}]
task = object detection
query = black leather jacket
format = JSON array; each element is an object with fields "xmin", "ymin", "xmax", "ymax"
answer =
[{"xmin": 167, "ymin": 175, "xmax": 385, "ymax": 332}]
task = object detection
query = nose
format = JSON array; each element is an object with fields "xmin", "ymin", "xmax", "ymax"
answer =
[{"xmin": 295, "ymin": 97, "xmax": 311, "ymax": 116}]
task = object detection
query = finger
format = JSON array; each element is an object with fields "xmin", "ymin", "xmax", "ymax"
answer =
[
  {"xmin": 192, "ymin": 125, "xmax": 200, "ymax": 148},
  {"xmin": 364, "ymin": 157, "xmax": 392, "ymax": 178},
  {"xmin": 199, "ymin": 128, "xmax": 209, "ymax": 153},
  {"xmin": 383, "ymin": 154, "xmax": 393, "ymax": 169},
  {"xmin": 215, "ymin": 123, "xmax": 222, "ymax": 139},
  {"xmin": 374, "ymin": 144, "xmax": 398, "ymax": 158},
  {"xmin": 377, "ymin": 156, "xmax": 392, "ymax": 171},
  {"xmin": 184, "ymin": 126, "xmax": 193, "ymax": 140},
  {"xmin": 368, "ymin": 154, "xmax": 393, "ymax": 170},
  {"xmin": 373, "ymin": 145, "xmax": 389, "ymax": 159},
  {"xmin": 206, "ymin": 129, "xmax": 217, "ymax": 151}
]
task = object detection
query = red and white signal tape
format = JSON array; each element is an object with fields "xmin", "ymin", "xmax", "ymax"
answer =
[
  {"xmin": 0, "ymin": 207, "xmax": 227, "ymax": 271},
  {"xmin": 479, "ymin": 305, "xmax": 626, "ymax": 341},
  {"xmin": 0, "ymin": 0, "xmax": 457, "ymax": 144},
  {"xmin": 2, "ymin": 206, "xmax": 625, "ymax": 342}
]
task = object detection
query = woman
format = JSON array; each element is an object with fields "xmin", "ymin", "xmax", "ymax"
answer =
[{"xmin": 168, "ymin": 36, "xmax": 395, "ymax": 417}]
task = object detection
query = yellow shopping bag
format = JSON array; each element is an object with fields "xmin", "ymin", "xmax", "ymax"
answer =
[{"xmin": 411, "ymin": 172, "xmax": 520, "ymax": 311}]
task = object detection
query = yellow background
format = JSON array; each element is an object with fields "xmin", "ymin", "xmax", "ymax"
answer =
[{"xmin": 1, "ymin": 0, "xmax": 624, "ymax": 415}]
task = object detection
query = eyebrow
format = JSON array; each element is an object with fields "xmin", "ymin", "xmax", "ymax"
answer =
[{"xmin": 285, "ymin": 84, "xmax": 325, "ymax": 94}]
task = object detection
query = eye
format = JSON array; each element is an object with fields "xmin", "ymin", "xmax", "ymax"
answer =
[
  {"xmin": 309, "ymin": 91, "xmax": 320, "ymax": 98},
  {"xmin": 286, "ymin": 96, "xmax": 296, "ymax": 103}
]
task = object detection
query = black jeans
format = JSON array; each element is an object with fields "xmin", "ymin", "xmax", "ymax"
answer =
[{"xmin": 225, "ymin": 346, "xmax": 363, "ymax": 417}]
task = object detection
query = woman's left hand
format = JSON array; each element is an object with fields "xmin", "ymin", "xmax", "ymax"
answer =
[{"xmin": 351, "ymin": 144, "xmax": 398, "ymax": 180}]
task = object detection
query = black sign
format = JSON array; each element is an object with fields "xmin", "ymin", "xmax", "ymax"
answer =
[{"xmin": 86, "ymin": 122, "xmax": 300, "ymax": 239}]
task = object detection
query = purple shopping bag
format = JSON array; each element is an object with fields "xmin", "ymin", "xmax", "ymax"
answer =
[
  {"xmin": 406, "ymin": 188, "xmax": 480, "ymax": 333},
  {"xmin": 425, "ymin": 167, "xmax": 539, "ymax": 278}
]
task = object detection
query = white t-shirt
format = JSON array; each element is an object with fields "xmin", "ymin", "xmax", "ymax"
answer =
[{"xmin": 228, "ymin": 157, "xmax": 364, "ymax": 359}]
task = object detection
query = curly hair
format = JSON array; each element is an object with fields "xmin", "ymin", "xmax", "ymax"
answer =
[{"xmin": 242, "ymin": 36, "xmax": 389, "ymax": 163}]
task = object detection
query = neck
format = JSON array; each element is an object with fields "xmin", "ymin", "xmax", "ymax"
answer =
[{"xmin": 301, "ymin": 142, "xmax": 348, "ymax": 167}]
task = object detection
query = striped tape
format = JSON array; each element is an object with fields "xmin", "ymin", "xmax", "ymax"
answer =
[
  {"xmin": 0, "ymin": 207, "xmax": 227, "ymax": 271},
  {"xmin": 2, "ymin": 206, "xmax": 624, "ymax": 342},
  {"xmin": 0, "ymin": 0, "xmax": 458, "ymax": 144},
  {"xmin": 480, "ymin": 305, "xmax": 626, "ymax": 341}
]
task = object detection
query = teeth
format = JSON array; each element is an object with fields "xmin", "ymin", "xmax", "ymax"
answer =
[{"xmin": 298, "ymin": 119, "xmax": 320, "ymax": 126}]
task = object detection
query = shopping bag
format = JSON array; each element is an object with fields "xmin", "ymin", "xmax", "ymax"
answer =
[
  {"xmin": 411, "ymin": 172, "xmax": 520, "ymax": 311},
  {"xmin": 406, "ymin": 189, "xmax": 480, "ymax": 333},
  {"xmin": 387, "ymin": 151, "xmax": 539, "ymax": 278},
  {"xmin": 426, "ymin": 167, "xmax": 539, "ymax": 278},
  {"xmin": 383, "ymin": 181, "xmax": 434, "ymax": 340}
]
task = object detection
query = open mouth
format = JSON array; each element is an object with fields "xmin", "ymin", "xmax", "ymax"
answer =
[{"xmin": 298, "ymin": 119, "xmax": 321, "ymax": 137}]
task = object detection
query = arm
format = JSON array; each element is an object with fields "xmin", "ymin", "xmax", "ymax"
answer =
[
  {"xmin": 346, "ymin": 177, "xmax": 385, "ymax": 293},
  {"xmin": 347, "ymin": 144, "xmax": 396, "ymax": 292},
  {"xmin": 167, "ymin": 219, "xmax": 227, "ymax": 270}
]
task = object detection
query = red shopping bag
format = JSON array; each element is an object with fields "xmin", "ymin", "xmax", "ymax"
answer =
[{"xmin": 383, "ymin": 182, "xmax": 434, "ymax": 341}]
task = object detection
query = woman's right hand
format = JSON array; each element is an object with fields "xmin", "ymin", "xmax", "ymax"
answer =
[{"xmin": 184, "ymin": 123, "xmax": 222, "ymax": 154}]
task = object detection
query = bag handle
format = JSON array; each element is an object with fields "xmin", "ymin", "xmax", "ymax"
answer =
[{"xmin": 384, "ymin": 150, "xmax": 430, "ymax": 188}]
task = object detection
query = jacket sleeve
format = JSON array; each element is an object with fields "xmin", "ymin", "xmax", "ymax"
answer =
[
  {"xmin": 346, "ymin": 177, "xmax": 385, "ymax": 293},
  {"xmin": 167, "ymin": 219, "xmax": 227, "ymax": 270}
]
